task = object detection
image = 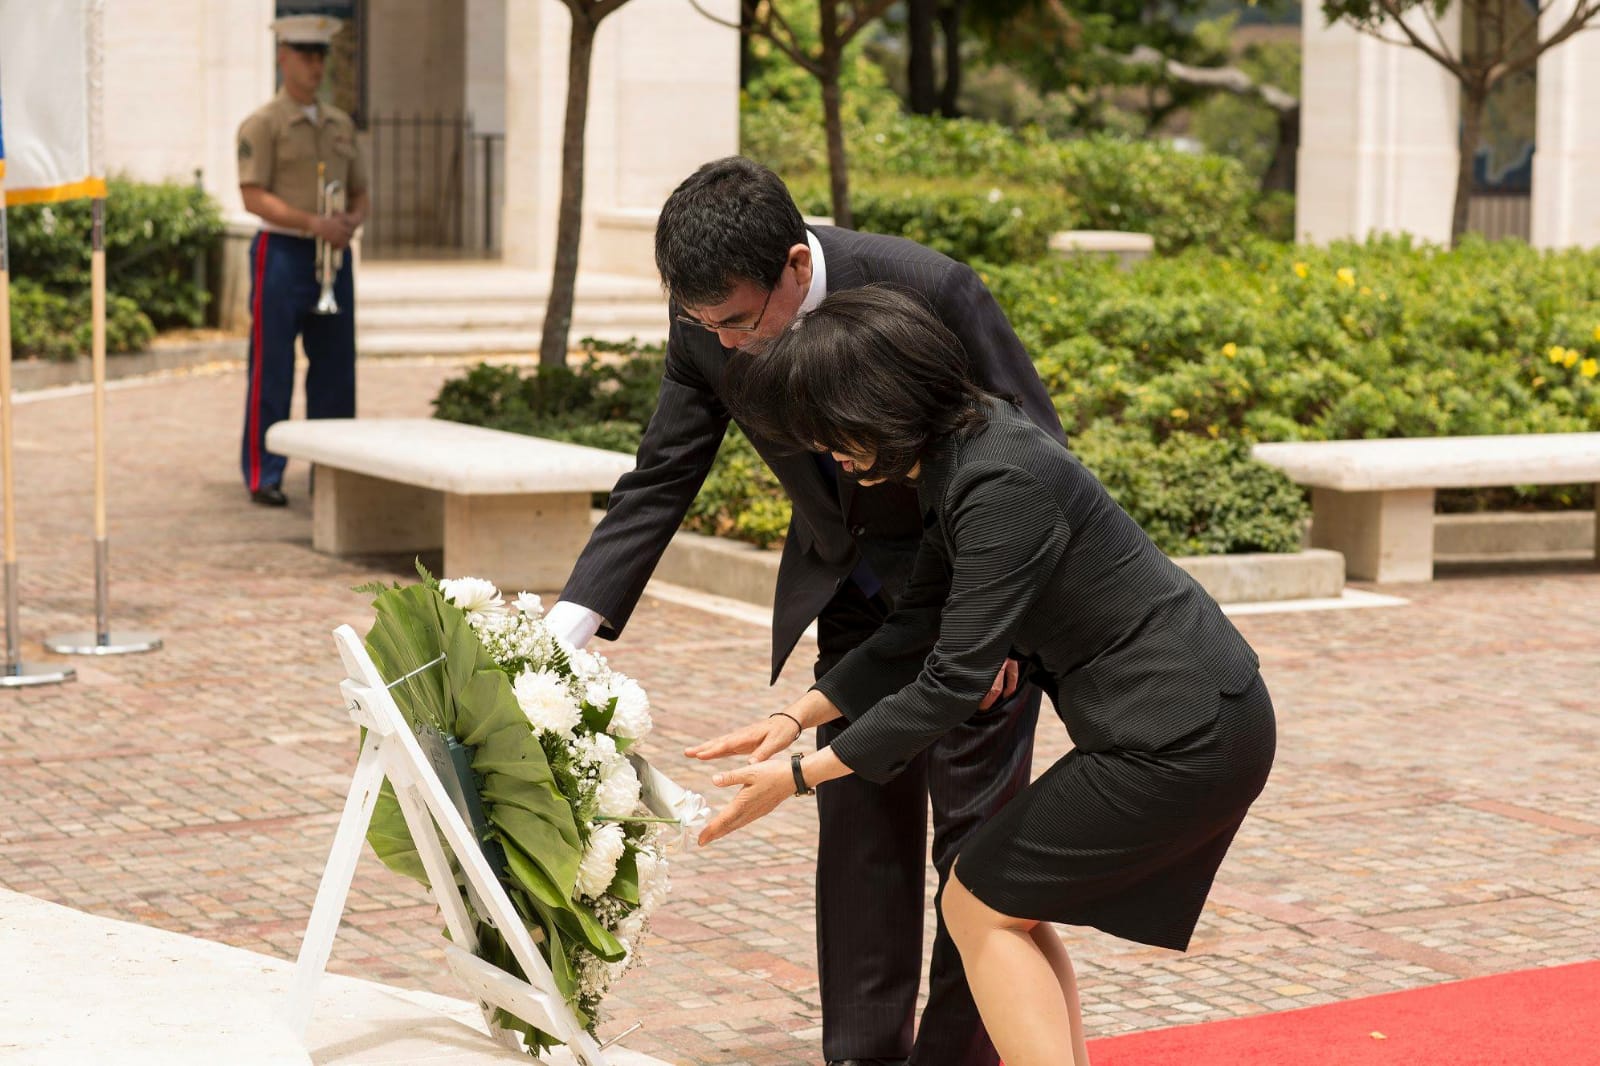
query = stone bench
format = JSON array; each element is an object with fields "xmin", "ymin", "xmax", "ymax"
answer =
[
  {"xmin": 265, "ymin": 418, "xmax": 633, "ymax": 590},
  {"xmin": 1252, "ymin": 433, "xmax": 1600, "ymax": 583}
]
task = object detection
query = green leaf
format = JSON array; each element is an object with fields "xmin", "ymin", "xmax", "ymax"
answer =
[
  {"xmin": 609, "ymin": 848, "xmax": 640, "ymax": 906},
  {"xmin": 491, "ymin": 806, "xmax": 581, "ymax": 898}
]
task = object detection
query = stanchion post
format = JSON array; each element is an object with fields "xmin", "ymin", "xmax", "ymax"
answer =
[
  {"xmin": 0, "ymin": 176, "xmax": 75, "ymax": 687},
  {"xmin": 44, "ymin": 197, "xmax": 160, "ymax": 657}
]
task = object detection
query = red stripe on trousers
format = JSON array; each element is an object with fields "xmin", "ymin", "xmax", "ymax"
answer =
[{"xmin": 246, "ymin": 234, "xmax": 269, "ymax": 491}]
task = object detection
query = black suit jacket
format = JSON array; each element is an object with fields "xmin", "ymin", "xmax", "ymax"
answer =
[
  {"xmin": 561, "ymin": 226, "xmax": 1065, "ymax": 681},
  {"xmin": 818, "ymin": 400, "xmax": 1261, "ymax": 784}
]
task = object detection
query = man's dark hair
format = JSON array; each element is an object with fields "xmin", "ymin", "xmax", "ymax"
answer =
[
  {"xmin": 723, "ymin": 285, "xmax": 993, "ymax": 483},
  {"xmin": 654, "ymin": 156, "xmax": 807, "ymax": 308}
]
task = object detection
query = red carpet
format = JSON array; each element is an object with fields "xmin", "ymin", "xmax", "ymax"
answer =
[{"xmin": 1082, "ymin": 961, "xmax": 1600, "ymax": 1065}]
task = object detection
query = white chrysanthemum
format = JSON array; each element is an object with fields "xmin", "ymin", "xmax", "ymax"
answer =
[
  {"xmin": 439, "ymin": 577, "xmax": 505, "ymax": 625},
  {"xmin": 513, "ymin": 591, "xmax": 544, "ymax": 617},
  {"xmin": 573, "ymin": 731, "xmax": 620, "ymax": 775},
  {"xmin": 562, "ymin": 642, "xmax": 603, "ymax": 681},
  {"xmin": 596, "ymin": 756, "xmax": 641, "ymax": 818},
  {"xmin": 635, "ymin": 848, "xmax": 670, "ymax": 913},
  {"xmin": 513, "ymin": 669, "xmax": 582, "ymax": 734},
  {"xmin": 576, "ymin": 822, "xmax": 626, "ymax": 898},
  {"xmin": 608, "ymin": 677, "xmax": 652, "ymax": 740}
]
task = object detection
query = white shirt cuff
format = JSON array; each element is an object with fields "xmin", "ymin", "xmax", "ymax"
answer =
[{"xmin": 544, "ymin": 600, "xmax": 605, "ymax": 649}]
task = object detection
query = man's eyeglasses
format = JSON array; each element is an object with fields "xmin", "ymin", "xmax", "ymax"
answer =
[{"xmin": 675, "ymin": 284, "xmax": 774, "ymax": 335}]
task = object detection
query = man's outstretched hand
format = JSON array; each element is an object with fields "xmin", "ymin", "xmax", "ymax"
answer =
[{"xmin": 685, "ymin": 714, "xmax": 801, "ymax": 766}]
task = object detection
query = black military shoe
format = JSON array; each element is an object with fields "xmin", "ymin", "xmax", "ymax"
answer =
[{"xmin": 250, "ymin": 485, "xmax": 288, "ymax": 507}]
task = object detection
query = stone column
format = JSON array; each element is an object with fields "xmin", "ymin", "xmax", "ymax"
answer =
[
  {"xmin": 1297, "ymin": 0, "xmax": 1461, "ymax": 244},
  {"xmin": 1531, "ymin": 0, "xmax": 1600, "ymax": 249},
  {"xmin": 502, "ymin": 0, "xmax": 738, "ymax": 275}
]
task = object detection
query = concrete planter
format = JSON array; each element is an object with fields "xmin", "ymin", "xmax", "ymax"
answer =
[
  {"xmin": 11, "ymin": 336, "xmax": 246, "ymax": 393},
  {"xmin": 645, "ymin": 515, "xmax": 1345, "ymax": 607}
]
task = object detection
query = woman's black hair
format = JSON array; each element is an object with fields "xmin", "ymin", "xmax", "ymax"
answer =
[{"xmin": 722, "ymin": 285, "xmax": 994, "ymax": 482}]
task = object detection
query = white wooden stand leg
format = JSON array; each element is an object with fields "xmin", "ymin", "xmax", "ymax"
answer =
[{"xmin": 285, "ymin": 729, "xmax": 389, "ymax": 1038}]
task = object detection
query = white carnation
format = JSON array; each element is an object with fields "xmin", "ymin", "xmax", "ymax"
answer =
[
  {"xmin": 608, "ymin": 677, "xmax": 652, "ymax": 740},
  {"xmin": 513, "ymin": 669, "xmax": 581, "ymax": 735},
  {"xmin": 513, "ymin": 591, "xmax": 544, "ymax": 617},
  {"xmin": 596, "ymin": 756, "xmax": 641, "ymax": 818},
  {"xmin": 439, "ymin": 577, "xmax": 505, "ymax": 625},
  {"xmin": 576, "ymin": 822, "xmax": 626, "ymax": 898}
]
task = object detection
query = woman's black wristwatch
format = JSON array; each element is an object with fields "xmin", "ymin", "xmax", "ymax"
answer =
[{"xmin": 791, "ymin": 752, "xmax": 815, "ymax": 796}]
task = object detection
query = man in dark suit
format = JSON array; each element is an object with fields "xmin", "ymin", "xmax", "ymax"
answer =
[{"xmin": 542, "ymin": 157, "xmax": 1065, "ymax": 1066}]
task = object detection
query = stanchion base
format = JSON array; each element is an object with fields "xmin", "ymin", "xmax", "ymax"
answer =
[
  {"xmin": 43, "ymin": 631, "xmax": 163, "ymax": 656},
  {"xmin": 0, "ymin": 663, "xmax": 77, "ymax": 687}
]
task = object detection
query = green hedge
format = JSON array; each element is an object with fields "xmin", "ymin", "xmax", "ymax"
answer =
[
  {"xmin": 6, "ymin": 178, "xmax": 223, "ymax": 361},
  {"xmin": 790, "ymin": 178, "xmax": 1078, "ymax": 263},
  {"xmin": 746, "ymin": 109, "xmax": 1261, "ymax": 256},
  {"xmin": 985, "ymin": 236, "xmax": 1600, "ymax": 511},
  {"xmin": 7, "ymin": 279, "xmax": 156, "ymax": 362},
  {"xmin": 432, "ymin": 347, "xmax": 790, "ymax": 549}
]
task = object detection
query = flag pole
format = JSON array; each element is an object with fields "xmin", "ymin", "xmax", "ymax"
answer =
[
  {"xmin": 0, "ymin": 175, "xmax": 75, "ymax": 687},
  {"xmin": 44, "ymin": 0, "xmax": 158, "ymax": 658}
]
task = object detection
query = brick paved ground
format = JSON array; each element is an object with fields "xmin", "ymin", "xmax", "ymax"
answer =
[{"xmin": 1, "ymin": 360, "xmax": 1596, "ymax": 1064}]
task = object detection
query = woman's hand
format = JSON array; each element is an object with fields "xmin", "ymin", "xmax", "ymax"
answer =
[
  {"xmin": 698, "ymin": 758, "xmax": 796, "ymax": 845},
  {"xmin": 684, "ymin": 714, "xmax": 800, "ymax": 765}
]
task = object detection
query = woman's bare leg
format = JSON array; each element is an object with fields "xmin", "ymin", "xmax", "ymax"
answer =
[
  {"xmin": 1030, "ymin": 923, "xmax": 1091, "ymax": 1065},
  {"xmin": 942, "ymin": 869, "xmax": 1084, "ymax": 1066}
]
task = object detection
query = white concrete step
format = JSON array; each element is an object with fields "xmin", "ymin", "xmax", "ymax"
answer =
[
  {"xmin": 358, "ymin": 301, "xmax": 668, "ymax": 332},
  {"xmin": 359, "ymin": 325, "xmax": 666, "ymax": 357},
  {"xmin": 358, "ymin": 263, "xmax": 663, "ymax": 306},
  {"xmin": 0, "ymin": 888, "xmax": 669, "ymax": 1065}
]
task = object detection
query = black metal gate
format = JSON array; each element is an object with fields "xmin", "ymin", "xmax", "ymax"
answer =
[{"xmin": 361, "ymin": 112, "xmax": 503, "ymax": 259}]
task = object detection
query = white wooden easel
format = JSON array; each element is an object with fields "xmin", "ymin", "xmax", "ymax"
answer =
[{"xmin": 286, "ymin": 624, "xmax": 609, "ymax": 1065}]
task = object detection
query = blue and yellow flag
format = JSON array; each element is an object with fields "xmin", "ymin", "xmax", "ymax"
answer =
[{"xmin": 0, "ymin": 0, "xmax": 107, "ymax": 204}]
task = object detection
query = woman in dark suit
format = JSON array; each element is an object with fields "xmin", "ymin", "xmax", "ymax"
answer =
[{"xmin": 687, "ymin": 286, "xmax": 1277, "ymax": 1066}]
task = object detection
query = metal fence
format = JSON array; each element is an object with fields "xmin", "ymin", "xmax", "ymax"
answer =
[
  {"xmin": 361, "ymin": 112, "xmax": 503, "ymax": 258},
  {"xmin": 1467, "ymin": 193, "xmax": 1532, "ymax": 242}
]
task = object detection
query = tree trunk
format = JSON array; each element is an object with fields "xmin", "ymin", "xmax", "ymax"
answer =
[
  {"xmin": 937, "ymin": 0, "xmax": 963, "ymax": 117},
  {"xmin": 907, "ymin": 0, "xmax": 936, "ymax": 114},
  {"xmin": 1261, "ymin": 104, "xmax": 1300, "ymax": 194},
  {"xmin": 821, "ymin": 61, "xmax": 852, "ymax": 228},
  {"xmin": 541, "ymin": 8, "xmax": 598, "ymax": 367},
  {"xmin": 1453, "ymin": 86, "xmax": 1488, "ymax": 246},
  {"xmin": 739, "ymin": 0, "xmax": 757, "ymax": 89}
]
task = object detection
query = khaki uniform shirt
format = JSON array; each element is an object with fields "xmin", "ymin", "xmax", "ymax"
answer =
[{"xmin": 237, "ymin": 90, "xmax": 367, "ymax": 223}]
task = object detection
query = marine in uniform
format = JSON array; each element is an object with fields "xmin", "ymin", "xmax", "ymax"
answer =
[{"xmin": 236, "ymin": 15, "xmax": 369, "ymax": 506}]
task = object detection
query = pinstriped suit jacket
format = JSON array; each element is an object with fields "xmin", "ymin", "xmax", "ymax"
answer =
[
  {"xmin": 560, "ymin": 227, "xmax": 1065, "ymax": 682},
  {"xmin": 818, "ymin": 399, "xmax": 1262, "ymax": 784}
]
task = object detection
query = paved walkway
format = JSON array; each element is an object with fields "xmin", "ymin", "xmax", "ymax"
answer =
[{"xmin": 2, "ymin": 361, "xmax": 1597, "ymax": 1065}]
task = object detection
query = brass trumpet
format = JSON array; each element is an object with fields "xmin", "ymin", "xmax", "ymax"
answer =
[{"xmin": 313, "ymin": 161, "xmax": 345, "ymax": 315}]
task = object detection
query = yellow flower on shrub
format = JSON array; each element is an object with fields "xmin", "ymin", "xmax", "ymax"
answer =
[
  {"xmin": 1593, "ymin": 325, "xmax": 1600, "ymax": 342},
  {"xmin": 1532, "ymin": 375, "xmax": 1546, "ymax": 388},
  {"xmin": 1360, "ymin": 286, "xmax": 1373, "ymax": 296},
  {"xmin": 1222, "ymin": 342, "xmax": 1238, "ymax": 358},
  {"xmin": 1549, "ymin": 346, "xmax": 1568, "ymax": 364},
  {"xmin": 1293, "ymin": 262, "xmax": 1309, "ymax": 279},
  {"xmin": 1564, "ymin": 349, "xmax": 1580, "ymax": 368},
  {"xmin": 1170, "ymin": 407, "xmax": 1189, "ymax": 422},
  {"xmin": 1336, "ymin": 267, "xmax": 1356, "ymax": 287},
  {"xmin": 1582, "ymin": 358, "xmax": 1599, "ymax": 378},
  {"xmin": 1206, "ymin": 423, "xmax": 1221, "ymax": 438}
]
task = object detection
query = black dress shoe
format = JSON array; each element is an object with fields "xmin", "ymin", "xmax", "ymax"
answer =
[
  {"xmin": 827, "ymin": 1060, "xmax": 909, "ymax": 1066},
  {"xmin": 250, "ymin": 485, "xmax": 288, "ymax": 507}
]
